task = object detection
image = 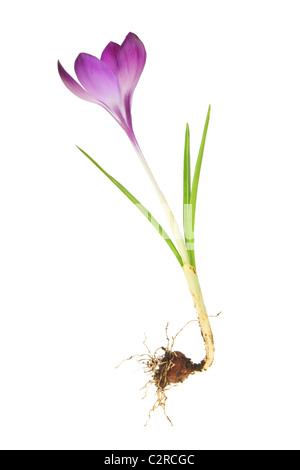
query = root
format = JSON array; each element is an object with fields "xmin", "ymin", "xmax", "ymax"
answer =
[{"xmin": 145, "ymin": 385, "xmax": 175, "ymax": 426}]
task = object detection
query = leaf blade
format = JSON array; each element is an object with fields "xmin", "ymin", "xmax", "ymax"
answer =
[
  {"xmin": 183, "ymin": 123, "xmax": 191, "ymax": 213},
  {"xmin": 191, "ymin": 105, "xmax": 211, "ymax": 232},
  {"xmin": 183, "ymin": 124, "xmax": 195, "ymax": 267}
]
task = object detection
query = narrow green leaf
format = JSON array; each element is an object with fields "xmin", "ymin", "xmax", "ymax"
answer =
[
  {"xmin": 77, "ymin": 146, "xmax": 183, "ymax": 267},
  {"xmin": 183, "ymin": 123, "xmax": 191, "ymax": 212},
  {"xmin": 183, "ymin": 124, "xmax": 195, "ymax": 267},
  {"xmin": 191, "ymin": 105, "xmax": 211, "ymax": 232}
]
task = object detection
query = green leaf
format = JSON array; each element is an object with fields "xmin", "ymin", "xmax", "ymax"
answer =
[
  {"xmin": 183, "ymin": 123, "xmax": 191, "ymax": 239},
  {"xmin": 183, "ymin": 124, "xmax": 195, "ymax": 267},
  {"xmin": 183, "ymin": 123, "xmax": 191, "ymax": 212},
  {"xmin": 77, "ymin": 146, "xmax": 183, "ymax": 267},
  {"xmin": 191, "ymin": 105, "xmax": 211, "ymax": 232}
]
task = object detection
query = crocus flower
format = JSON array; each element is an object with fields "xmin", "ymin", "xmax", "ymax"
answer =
[
  {"xmin": 58, "ymin": 32, "xmax": 191, "ymax": 266},
  {"xmin": 58, "ymin": 32, "xmax": 146, "ymax": 144}
]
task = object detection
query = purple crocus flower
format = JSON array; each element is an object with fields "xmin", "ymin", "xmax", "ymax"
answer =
[
  {"xmin": 58, "ymin": 32, "xmax": 146, "ymax": 145},
  {"xmin": 58, "ymin": 32, "xmax": 191, "ymax": 266}
]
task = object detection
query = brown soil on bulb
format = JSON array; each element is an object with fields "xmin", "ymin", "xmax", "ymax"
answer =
[{"xmin": 153, "ymin": 349, "xmax": 204, "ymax": 389}]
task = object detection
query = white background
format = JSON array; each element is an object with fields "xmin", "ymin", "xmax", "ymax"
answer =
[{"xmin": 1, "ymin": 0, "xmax": 299, "ymax": 450}]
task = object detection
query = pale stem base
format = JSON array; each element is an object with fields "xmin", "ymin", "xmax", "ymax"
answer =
[{"xmin": 182, "ymin": 263, "xmax": 215, "ymax": 371}]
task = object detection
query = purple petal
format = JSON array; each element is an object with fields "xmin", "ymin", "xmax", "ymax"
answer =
[
  {"xmin": 75, "ymin": 53, "xmax": 121, "ymax": 108},
  {"xmin": 57, "ymin": 61, "xmax": 99, "ymax": 104},
  {"xmin": 100, "ymin": 41, "xmax": 120, "ymax": 76},
  {"xmin": 117, "ymin": 33, "xmax": 146, "ymax": 95}
]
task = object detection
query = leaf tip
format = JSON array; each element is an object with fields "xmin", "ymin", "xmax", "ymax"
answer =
[
  {"xmin": 76, "ymin": 145, "xmax": 84, "ymax": 154},
  {"xmin": 185, "ymin": 123, "xmax": 190, "ymax": 137}
]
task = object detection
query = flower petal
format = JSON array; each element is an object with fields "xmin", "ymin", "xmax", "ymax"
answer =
[
  {"xmin": 57, "ymin": 61, "xmax": 99, "ymax": 104},
  {"xmin": 117, "ymin": 33, "xmax": 146, "ymax": 95},
  {"xmin": 100, "ymin": 41, "xmax": 120, "ymax": 76},
  {"xmin": 75, "ymin": 53, "xmax": 121, "ymax": 108}
]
